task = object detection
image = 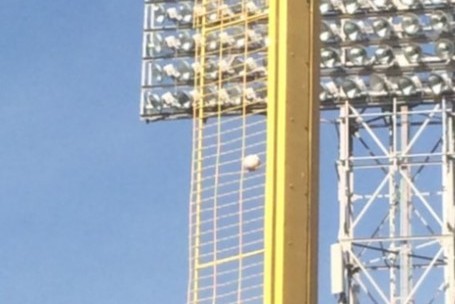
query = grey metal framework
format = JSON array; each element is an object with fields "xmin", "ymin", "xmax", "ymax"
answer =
[
  {"xmin": 320, "ymin": 0, "xmax": 455, "ymax": 302},
  {"xmin": 332, "ymin": 99, "xmax": 455, "ymax": 303}
]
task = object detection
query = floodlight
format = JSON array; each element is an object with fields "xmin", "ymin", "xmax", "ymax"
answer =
[
  {"xmin": 430, "ymin": 11, "xmax": 452, "ymax": 32},
  {"xmin": 321, "ymin": 48, "xmax": 341, "ymax": 68},
  {"xmin": 243, "ymin": 57, "xmax": 267, "ymax": 77},
  {"xmin": 166, "ymin": 3, "xmax": 193, "ymax": 25},
  {"xmin": 321, "ymin": 22, "xmax": 339, "ymax": 42},
  {"xmin": 161, "ymin": 92, "xmax": 179, "ymax": 108},
  {"xmin": 247, "ymin": 27, "xmax": 267, "ymax": 49},
  {"xmin": 435, "ymin": 39, "xmax": 454, "ymax": 60},
  {"xmin": 206, "ymin": 32, "xmax": 220, "ymax": 52},
  {"xmin": 347, "ymin": 46, "xmax": 369, "ymax": 65},
  {"xmin": 164, "ymin": 31, "xmax": 196, "ymax": 53},
  {"xmin": 369, "ymin": 74, "xmax": 393, "ymax": 95},
  {"xmin": 218, "ymin": 3, "xmax": 233, "ymax": 18},
  {"xmin": 372, "ymin": 0, "xmax": 393, "ymax": 8},
  {"xmin": 145, "ymin": 92, "xmax": 162, "ymax": 110},
  {"xmin": 205, "ymin": 3, "xmax": 220, "ymax": 24},
  {"xmin": 320, "ymin": 81, "xmax": 338, "ymax": 101},
  {"xmin": 372, "ymin": 18, "xmax": 393, "ymax": 39},
  {"xmin": 150, "ymin": 63, "xmax": 164, "ymax": 83},
  {"xmin": 402, "ymin": 14, "xmax": 421, "ymax": 36},
  {"xmin": 176, "ymin": 89, "xmax": 198, "ymax": 109},
  {"xmin": 163, "ymin": 61, "xmax": 194, "ymax": 82},
  {"xmin": 179, "ymin": 32, "xmax": 196, "ymax": 53},
  {"xmin": 341, "ymin": 78, "xmax": 366, "ymax": 98},
  {"xmin": 403, "ymin": 44, "xmax": 422, "ymax": 63},
  {"xmin": 428, "ymin": 73, "xmax": 452, "ymax": 95},
  {"xmin": 219, "ymin": 27, "xmax": 246, "ymax": 50},
  {"xmin": 400, "ymin": 0, "xmax": 422, "ymax": 7},
  {"xmin": 320, "ymin": 0, "xmax": 335, "ymax": 14},
  {"xmin": 344, "ymin": 0, "xmax": 362, "ymax": 14},
  {"xmin": 374, "ymin": 46, "xmax": 395, "ymax": 65},
  {"xmin": 219, "ymin": 84, "xmax": 243, "ymax": 106},
  {"xmin": 343, "ymin": 20, "xmax": 365, "ymax": 41},
  {"xmin": 246, "ymin": 1, "xmax": 261, "ymax": 14},
  {"xmin": 146, "ymin": 33, "xmax": 164, "ymax": 56},
  {"xmin": 204, "ymin": 59, "xmax": 219, "ymax": 80},
  {"xmin": 396, "ymin": 76, "xmax": 421, "ymax": 96},
  {"xmin": 245, "ymin": 82, "xmax": 267, "ymax": 103},
  {"xmin": 153, "ymin": 4, "xmax": 166, "ymax": 24}
]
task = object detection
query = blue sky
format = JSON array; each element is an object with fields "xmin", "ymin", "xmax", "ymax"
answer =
[{"xmin": 0, "ymin": 1, "xmax": 338, "ymax": 303}]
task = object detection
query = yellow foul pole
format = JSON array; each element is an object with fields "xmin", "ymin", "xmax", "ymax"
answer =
[{"xmin": 265, "ymin": 0, "xmax": 320, "ymax": 303}]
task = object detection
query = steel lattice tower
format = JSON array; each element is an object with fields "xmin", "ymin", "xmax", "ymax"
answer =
[
  {"xmin": 331, "ymin": 100, "xmax": 455, "ymax": 303},
  {"xmin": 320, "ymin": 0, "xmax": 455, "ymax": 301}
]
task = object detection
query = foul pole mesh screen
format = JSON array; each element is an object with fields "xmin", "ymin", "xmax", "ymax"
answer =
[{"xmin": 188, "ymin": 1, "xmax": 268, "ymax": 303}]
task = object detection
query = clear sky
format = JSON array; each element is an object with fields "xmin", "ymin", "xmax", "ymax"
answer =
[{"xmin": 0, "ymin": 1, "xmax": 338, "ymax": 303}]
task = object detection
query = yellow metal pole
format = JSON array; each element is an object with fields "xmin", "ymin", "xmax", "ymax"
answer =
[{"xmin": 265, "ymin": 0, "xmax": 320, "ymax": 302}]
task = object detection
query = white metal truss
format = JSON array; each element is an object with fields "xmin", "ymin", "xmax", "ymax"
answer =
[{"xmin": 334, "ymin": 98, "xmax": 455, "ymax": 303}]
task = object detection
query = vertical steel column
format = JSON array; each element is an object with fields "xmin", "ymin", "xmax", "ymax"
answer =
[
  {"xmin": 335, "ymin": 100, "xmax": 455, "ymax": 303},
  {"xmin": 442, "ymin": 98, "xmax": 455, "ymax": 304},
  {"xmin": 265, "ymin": 0, "xmax": 320, "ymax": 303}
]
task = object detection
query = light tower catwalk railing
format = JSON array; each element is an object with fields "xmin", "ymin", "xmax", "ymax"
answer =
[{"xmin": 320, "ymin": 0, "xmax": 455, "ymax": 302}]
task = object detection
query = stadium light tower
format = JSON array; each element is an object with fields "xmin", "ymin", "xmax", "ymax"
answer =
[
  {"xmin": 140, "ymin": 0, "xmax": 455, "ymax": 303},
  {"xmin": 140, "ymin": 0, "xmax": 320, "ymax": 303},
  {"xmin": 321, "ymin": 0, "xmax": 455, "ymax": 302}
]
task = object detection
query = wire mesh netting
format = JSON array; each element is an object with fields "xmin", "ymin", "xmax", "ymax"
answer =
[{"xmin": 188, "ymin": 1, "xmax": 268, "ymax": 303}]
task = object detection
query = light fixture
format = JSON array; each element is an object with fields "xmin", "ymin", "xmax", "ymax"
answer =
[
  {"xmin": 347, "ymin": 46, "xmax": 369, "ymax": 66},
  {"xmin": 149, "ymin": 62, "xmax": 164, "ymax": 83},
  {"xmin": 166, "ymin": 3, "xmax": 193, "ymax": 25},
  {"xmin": 164, "ymin": 31, "xmax": 196, "ymax": 53},
  {"xmin": 320, "ymin": 0, "xmax": 335, "ymax": 14},
  {"xmin": 320, "ymin": 81, "xmax": 338, "ymax": 101},
  {"xmin": 428, "ymin": 73, "xmax": 452, "ymax": 95},
  {"xmin": 430, "ymin": 11, "xmax": 452, "ymax": 32},
  {"xmin": 145, "ymin": 91, "xmax": 162, "ymax": 110},
  {"xmin": 176, "ymin": 89, "xmax": 198, "ymax": 109},
  {"xmin": 369, "ymin": 74, "xmax": 393, "ymax": 96},
  {"xmin": 161, "ymin": 92, "xmax": 180, "ymax": 108},
  {"xmin": 219, "ymin": 27, "xmax": 246, "ymax": 50},
  {"xmin": 372, "ymin": 18, "xmax": 393, "ymax": 39},
  {"xmin": 204, "ymin": 85, "xmax": 219, "ymax": 107},
  {"xmin": 205, "ymin": 3, "xmax": 220, "ymax": 24},
  {"xmin": 403, "ymin": 44, "xmax": 422, "ymax": 63},
  {"xmin": 321, "ymin": 48, "xmax": 341, "ymax": 68},
  {"xmin": 146, "ymin": 33, "xmax": 165, "ymax": 56},
  {"xmin": 245, "ymin": 82, "xmax": 267, "ymax": 103},
  {"xmin": 247, "ymin": 27, "xmax": 267, "ymax": 49},
  {"xmin": 219, "ymin": 84, "xmax": 243, "ymax": 106},
  {"xmin": 402, "ymin": 14, "xmax": 421, "ymax": 36},
  {"xmin": 321, "ymin": 22, "xmax": 339, "ymax": 42},
  {"xmin": 341, "ymin": 78, "xmax": 367, "ymax": 99},
  {"xmin": 396, "ymin": 76, "xmax": 421, "ymax": 96},
  {"xmin": 152, "ymin": 4, "xmax": 166, "ymax": 24},
  {"xmin": 372, "ymin": 0, "xmax": 393, "ymax": 9},
  {"xmin": 374, "ymin": 45, "xmax": 395, "ymax": 65},
  {"xmin": 206, "ymin": 32, "xmax": 220, "ymax": 52},
  {"xmin": 179, "ymin": 31, "xmax": 196, "ymax": 53},
  {"xmin": 163, "ymin": 60, "xmax": 194, "ymax": 82},
  {"xmin": 400, "ymin": 0, "xmax": 422, "ymax": 8},
  {"xmin": 435, "ymin": 39, "xmax": 454, "ymax": 61},
  {"xmin": 343, "ymin": 20, "xmax": 365, "ymax": 41},
  {"xmin": 343, "ymin": 0, "xmax": 362, "ymax": 14},
  {"xmin": 204, "ymin": 59, "xmax": 219, "ymax": 80}
]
